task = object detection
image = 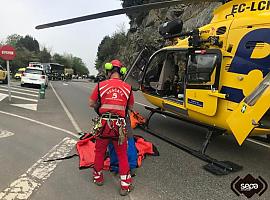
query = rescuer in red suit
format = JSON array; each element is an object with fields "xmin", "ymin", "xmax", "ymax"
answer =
[{"xmin": 89, "ymin": 59, "xmax": 134, "ymax": 196}]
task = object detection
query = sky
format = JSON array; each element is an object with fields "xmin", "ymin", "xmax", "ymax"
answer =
[{"xmin": 0, "ymin": 0, "xmax": 130, "ymax": 75}]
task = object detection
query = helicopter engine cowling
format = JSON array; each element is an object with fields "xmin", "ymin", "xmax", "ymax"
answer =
[{"xmin": 159, "ymin": 19, "xmax": 183, "ymax": 38}]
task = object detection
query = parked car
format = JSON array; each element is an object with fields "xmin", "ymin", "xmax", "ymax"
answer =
[
  {"xmin": 0, "ymin": 65, "xmax": 8, "ymax": 84},
  {"xmin": 14, "ymin": 68, "xmax": 26, "ymax": 79},
  {"xmin": 94, "ymin": 74, "xmax": 106, "ymax": 82},
  {"xmin": 21, "ymin": 67, "xmax": 48, "ymax": 88}
]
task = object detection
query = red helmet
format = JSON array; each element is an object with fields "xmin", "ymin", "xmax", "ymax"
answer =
[{"xmin": 111, "ymin": 59, "xmax": 122, "ymax": 68}]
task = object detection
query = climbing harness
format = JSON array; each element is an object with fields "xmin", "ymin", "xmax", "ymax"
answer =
[{"xmin": 92, "ymin": 113, "xmax": 127, "ymax": 145}]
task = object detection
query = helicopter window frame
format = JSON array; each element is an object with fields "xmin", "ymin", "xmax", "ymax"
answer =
[
  {"xmin": 186, "ymin": 49, "xmax": 222, "ymax": 90},
  {"xmin": 141, "ymin": 48, "xmax": 189, "ymax": 96},
  {"xmin": 124, "ymin": 47, "xmax": 152, "ymax": 91}
]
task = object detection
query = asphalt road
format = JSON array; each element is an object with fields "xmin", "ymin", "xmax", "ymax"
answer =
[{"xmin": 0, "ymin": 80, "xmax": 269, "ymax": 200}]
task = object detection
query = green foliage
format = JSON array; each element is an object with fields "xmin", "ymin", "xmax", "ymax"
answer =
[
  {"xmin": 52, "ymin": 53, "xmax": 89, "ymax": 75},
  {"xmin": 17, "ymin": 35, "xmax": 40, "ymax": 52},
  {"xmin": 1, "ymin": 34, "xmax": 41, "ymax": 72},
  {"xmin": 6, "ymin": 34, "xmax": 22, "ymax": 47},
  {"xmin": 1, "ymin": 34, "xmax": 88, "ymax": 75},
  {"xmin": 72, "ymin": 56, "xmax": 89, "ymax": 75},
  {"xmin": 95, "ymin": 30, "xmax": 128, "ymax": 72},
  {"xmin": 39, "ymin": 47, "xmax": 51, "ymax": 63}
]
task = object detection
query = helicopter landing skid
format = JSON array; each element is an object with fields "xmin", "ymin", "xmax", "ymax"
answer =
[{"xmin": 142, "ymin": 106, "xmax": 243, "ymax": 176}]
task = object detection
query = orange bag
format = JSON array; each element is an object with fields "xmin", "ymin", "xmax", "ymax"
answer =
[{"xmin": 130, "ymin": 111, "xmax": 146, "ymax": 129}]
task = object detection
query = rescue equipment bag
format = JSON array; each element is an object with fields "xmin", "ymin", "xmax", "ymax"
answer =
[
  {"xmin": 108, "ymin": 135, "xmax": 159, "ymax": 172},
  {"xmin": 77, "ymin": 133, "xmax": 110, "ymax": 170},
  {"xmin": 44, "ymin": 133, "xmax": 158, "ymax": 171},
  {"xmin": 130, "ymin": 111, "xmax": 146, "ymax": 129},
  {"xmin": 44, "ymin": 133, "xmax": 110, "ymax": 170},
  {"xmin": 134, "ymin": 135, "xmax": 160, "ymax": 167},
  {"xmin": 76, "ymin": 134, "xmax": 95, "ymax": 169},
  {"xmin": 108, "ymin": 137, "xmax": 138, "ymax": 173}
]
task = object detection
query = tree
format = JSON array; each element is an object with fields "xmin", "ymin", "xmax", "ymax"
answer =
[
  {"xmin": 1, "ymin": 34, "xmax": 87, "ymax": 75},
  {"xmin": 62, "ymin": 53, "xmax": 73, "ymax": 68},
  {"xmin": 9, "ymin": 49, "xmax": 35, "ymax": 73},
  {"xmin": 17, "ymin": 35, "xmax": 40, "ymax": 52},
  {"xmin": 95, "ymin": 30, "xmax": 128, "ymax": 71},
  {"xmin": 52, "ymin": 53, "xmax": 65, "ymax": 64},
  {"xmin": 6, "ymin": 34, "xmax": 22, "ymax": 47},
  {"xmin": 39, "ymin": 47, "xmax": 51, "ymax": 63},
  {"xmin": 72, "ymin": 56, "xmax": 89, "ymax": 75},
  {"xmin": 52, "ymin": 53, "xmax": 89, "ymax": 75},
  {"xmin": 3, "ymin": 34, "xmax": 38, "ymax": 71}
]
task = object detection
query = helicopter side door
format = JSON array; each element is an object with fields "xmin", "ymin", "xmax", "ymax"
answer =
[
  {"xmin": 124, "ymin": 47, "xmax": 152, "ymax": 90},
  {"xmin": 185, "ymin": 49, "xmax": 223, "ymax": 116},
  {"xmin": 226, "ymin": 73, "xmax": 270, "ymax": 145}
]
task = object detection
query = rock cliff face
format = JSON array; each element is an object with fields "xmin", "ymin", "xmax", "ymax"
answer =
[
  {"xmin": 121, "ymin": 1, "xmax": 222, "ymax": 67},
  {"xmin": 96, "ymin": 1, "xmax": 222, "ymax": 71}
]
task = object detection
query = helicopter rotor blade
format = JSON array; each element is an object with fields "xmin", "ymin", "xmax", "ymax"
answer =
[{"xmin": 36, "ymin": 0, "xmax": 224, "ymax": 30}]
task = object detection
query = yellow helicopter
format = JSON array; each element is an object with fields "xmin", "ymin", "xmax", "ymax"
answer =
[{"xmin": 36, "ymin": 0, "xmax": 270, "ymax": 174}]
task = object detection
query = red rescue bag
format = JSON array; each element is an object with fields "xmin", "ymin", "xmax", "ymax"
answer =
[
  {"xmin": 134, "ymin": 135, "xmax": 159, "ymax": 167},
  {"xmin": 76, "ymin": 137, "xmax": 96, "ymax": 169},
  {"xmin": 77, "ymin": 133, "xmax": 110, "ymax": 170}
]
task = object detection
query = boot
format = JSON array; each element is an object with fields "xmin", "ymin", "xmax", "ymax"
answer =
[
  {"xmin": 119, "ymin": 174, "xmax": 133, "ymax": 196},
  {"xmin": 93, "ymin": 171, "xmax": 104, "ymax": 186}
]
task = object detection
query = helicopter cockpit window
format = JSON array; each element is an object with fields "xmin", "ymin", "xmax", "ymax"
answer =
[
  {"xmin": 143, "ymin": 50, "xmax": 187, "ymax": 99},
  {"xmin": 144, "ymin": 51, "xmax": 167, "ymax": 93},
  {"xmin": 187, "ymin": 54, "xmax": 217, "ymax": 84}
]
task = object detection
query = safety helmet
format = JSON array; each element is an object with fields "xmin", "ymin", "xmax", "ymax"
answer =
[{"xmin": 104, "ymin": 59, "xmax": 127, "ymax": 75}]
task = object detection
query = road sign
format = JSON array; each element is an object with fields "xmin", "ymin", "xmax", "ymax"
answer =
[
  {"xmin": 0, "ymin": 45, "xmax": 16, "ymax": 102},
  {"xmin": 0, "ymin": 45, "xmax": 16, "ymax": 61}
]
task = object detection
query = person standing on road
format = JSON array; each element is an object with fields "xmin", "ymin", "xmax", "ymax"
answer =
[{"xmin": 89, "ymin": 59, "xmax": 134, "ymax": 196}]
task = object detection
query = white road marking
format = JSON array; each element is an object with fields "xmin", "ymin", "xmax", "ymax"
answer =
[
  {"xmin": 247, "ymin": 138, "xmax": 270, "ymax": 149},
  {"xmin": 12, "ymin": 87, "xmax": 39, "ymax": 94},
  {"xmin": 0, "ymin": 110, "xmax": 79, "ymax": 139},
  {"xmin": 72, "ymin": 80, "xmax": 94, "ymax": 86},
  {"xmin": 11, "ymin": 104, "xmax": 37, "ymax": 111},
  {"xmin": 0, "ymin": 85, "xmax": 39, "ymax": 94},
  {"xmin": 50, "ymin": 82, "xmax": 82, "ymax": 133},
  {"xmin": 135, "ymin": 101, "xmax": 153, "ymax": 108},
  {"xmin": 0, "ymin": 137, "xmax": 77, "ymax": 200},
  {"xmin": 0, "ymin": 129, "xmax": 14, "ymax": 139},
  {"xmin": 63, "ymin": 83, "xmax": 68, "ymax": 86},
  {"xmin": 70, "ymin": 82, "xmax": 93, "ymax": 89},
  {"xmin": 80, "ymin": 84, "xmax": 94, "ymax": 89},
  {"xmin": 10, "ymin": 94, "xmax": 38, "ymax": 102},
  {"xmin": 0, "ymin": 93, "xmax": 8, "ymax": 101},
  {"xmin": 0, "ymin": 88, "xmax": 38, "ymax": 97}
]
